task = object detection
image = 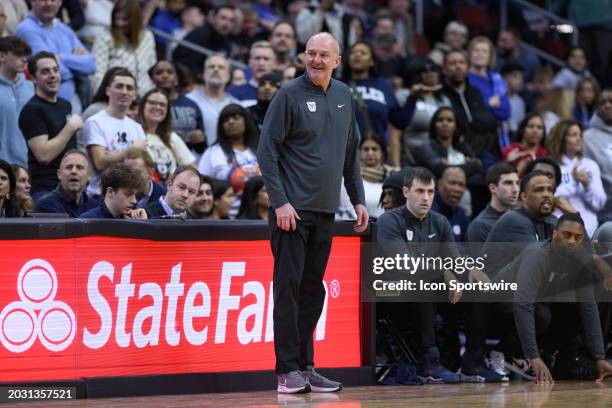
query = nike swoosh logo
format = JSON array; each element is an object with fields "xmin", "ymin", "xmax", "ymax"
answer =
[
  {"xmin": 428, "ymin": 233, "xmax": 437, "ymax": 238},
  {"xmin": 337, "ymin": 104, "xmax": 345, "ymax": 108}
]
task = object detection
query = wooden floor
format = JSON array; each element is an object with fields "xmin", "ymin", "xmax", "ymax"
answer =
[{"xmin": 3, "ymin": 382, "xmax": 612, "ymax": 407}]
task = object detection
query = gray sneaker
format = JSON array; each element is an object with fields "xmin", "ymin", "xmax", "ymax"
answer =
[
  {"xmin": 277, "ymin": 370, "xmax": 311, "ymax": 394},
  {"xmin": 302, "ymin": 367, "xmax": 342, "ymax": 392}
]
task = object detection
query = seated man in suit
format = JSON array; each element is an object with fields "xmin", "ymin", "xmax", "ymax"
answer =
[{"xmin": 145, "ymin": 166, "xmax": 200, "ymax": 219}]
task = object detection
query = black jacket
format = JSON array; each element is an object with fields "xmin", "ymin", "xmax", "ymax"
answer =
[
  {"xmin": 482, "ymin": 208, "xmax": 556, "ymax": 276},
  {"xmin": 172, "ymin": 26, "xmax": 233, "ymax": 77},
  {"xmin": 376, "ymin": 206, "xmax": 465, "ymax": 282},
  {"xmin": 257, "ymin": 73, "xmax": 365, "ymax": 213},
  {"xmin": 144, "ymin": 200, "xmax": 170, "ymax": 219},
  {"xmin": 495, "ymin": 240, "xmax": 604, "ymax": 360},
  {"xmin": 415, "ymin": 137, "xmax": 482, "ymax": 179},
  {"xmin": 442, "ymin": 82, "xmax": 499, "ymax": 157}
]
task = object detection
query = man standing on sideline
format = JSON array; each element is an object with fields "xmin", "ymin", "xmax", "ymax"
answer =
[
  {"xmin": 258, "ymin": 32, "xmax": 368, "ymax": 394},
  {"xmin": 0, "ymin": 36, "xmax": 33, "ymax": 167},
  {"xmin": 19, "ymin": 51, "xmax": 83, "ymax": 202}
]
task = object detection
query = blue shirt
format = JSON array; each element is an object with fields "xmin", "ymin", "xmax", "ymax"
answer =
[
  {"xmin": 431, "ymin": 193, "xmax": 471, "ymax": 243},
  {"xmin": 0, "ymin": 73, "xmax": 34, "ymax": 166},
  {"xmin": 171, "ymin": 95, "xmax": 205, "ymax": 141},
  {"xmin": 226, "ymin": 83, "xmax": 257, "ymax": 107},
  {"xmin": 151, "ymin": 10, "xmax": 181, "ymax": 46},
  {"xmin": 467, "ymin": 71, "xmax": 511, "ymax": 122},
  {"xmin": 16, "ymin": 14, "xmax": 96, "ymax": 102},
  {"xmin": 349, "ymin": 77, "xmax": 399, "ymax": 142},
  {"xmin": 256, "ymin": 4, "xmax": 280, "ymax": 25}
]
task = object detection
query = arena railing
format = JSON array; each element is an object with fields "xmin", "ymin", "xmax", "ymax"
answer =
[{"xmin": 148, "ymin": 26, "xmax": 248, "ymax": 70}]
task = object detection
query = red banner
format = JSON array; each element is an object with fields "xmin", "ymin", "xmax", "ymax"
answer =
[{"xmin": 0, "ymin": 237, "xmax": 361, "ymax": 382}]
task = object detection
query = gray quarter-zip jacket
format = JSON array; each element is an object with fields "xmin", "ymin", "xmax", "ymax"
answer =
[{"xmin": 257, "ymin": 73, "xmax": 365, "ymax": 213}]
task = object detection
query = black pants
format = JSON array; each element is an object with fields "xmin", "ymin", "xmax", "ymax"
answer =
[
  {"xmin": 464, "ymin": 302, "xmax": 493, "ymax": 353},
  {"xmin": 466, "ymin": 302, "xmax": 581, "ymax": 358},
  {"xmin": 269, "ymin": 209, "xmax": 335, "ymax": 374},
  {"xmin": 410, "ymin": 302, "xmax": 441, "ymax": 354}
]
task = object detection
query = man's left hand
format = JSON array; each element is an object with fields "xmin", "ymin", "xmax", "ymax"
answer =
[
  {"xmin": 596, "ymin": 359, "xmax": 612, "ymax": 382},
  {"xmin": 469, "ymin": 269, "xmax": 491, "ymax": 285},
  {"xmin": 353, "ymin": 204, "xmax": 369, "ymax": 233}
]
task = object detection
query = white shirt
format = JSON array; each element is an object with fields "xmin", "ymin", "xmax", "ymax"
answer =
[
  {"xmin": 336, "ymin": 179, "xmax": 384, "ymax": 220},
  {"xmin": 84, "ymin": 109, "xmax": 146, "ymax": 195},
  {"xmin": 78, "ymin": 0, "xmax": 113, "ymax": 40},
  {"xmin": 198, "ymin": 144, "xmax": 260, "ymax": 219},
  {"xmin": 146, "ymin": 132, "xmax": 195, "ymax": 185},
  {"xmin": 159, "ymin": 196, "xmax": 174, "ymax": 216},
  {"xmin": 554, "ymin": 154, "xmax": 606, "ymax": 237},
  {"xmin": 187, "ymin": 88, "xmax": 237, "ymax": 147},
  {"xmin": 198, "ymin": 144, "xmax": 259, "ymax": 183}
]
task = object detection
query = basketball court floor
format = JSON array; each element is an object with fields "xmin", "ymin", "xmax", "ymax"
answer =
[{"xmin": 2, "ymin": 382, "xmax": 611, "ymax": 407}]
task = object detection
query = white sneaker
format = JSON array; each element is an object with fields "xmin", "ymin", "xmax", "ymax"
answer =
[{"xmin": 487, "ymin": 350, "xmax": 509, "ymax": 382}]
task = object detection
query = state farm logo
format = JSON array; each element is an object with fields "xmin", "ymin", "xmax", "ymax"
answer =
[{"xmin": 0, "ymin": 259, "xmax": 76, "ymax": 353}]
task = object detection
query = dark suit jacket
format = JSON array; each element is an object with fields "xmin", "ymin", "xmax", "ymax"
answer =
[
  {"xmin": 148, "ymin": 182, "xmax": 167, "ymax": 206},
  {"xmin": 144, "ymin": 200, "xmax": 170, "ymax": 219}
]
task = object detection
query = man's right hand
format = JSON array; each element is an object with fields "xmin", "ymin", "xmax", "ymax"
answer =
[
  {"xmin": 275, "ymin": 203, "xmax": 301, "ymax": 231},
  {"xmin": 67, "ymin": 115, "xmax": 84, "ymax": 133},
  {"xmin": 530, "ymin": 357, "xmax": 554, "ymax": 384}
]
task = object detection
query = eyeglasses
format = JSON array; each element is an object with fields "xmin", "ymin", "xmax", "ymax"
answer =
[{"xmin": 146, "ymin": 100, "xmax": 168, "ymax": 109}]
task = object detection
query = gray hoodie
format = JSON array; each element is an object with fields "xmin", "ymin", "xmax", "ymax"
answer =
[
  {"xmin": 0, "ymin": 72, "xmax": 34, "ymax": 166},
  {"xmin": 583, "ymin": 113, "xmax": 612, "ymax": 222}
]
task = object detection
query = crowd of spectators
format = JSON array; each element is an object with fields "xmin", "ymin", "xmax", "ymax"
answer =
[{"xmin": 1, "ymin": 0, "xmax": 612, "ymax": 385}]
